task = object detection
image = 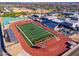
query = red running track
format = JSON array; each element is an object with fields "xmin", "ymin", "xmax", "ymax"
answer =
[{"xmin": 10, "ymin": 20, "xmax": 68, "ymax": 56}]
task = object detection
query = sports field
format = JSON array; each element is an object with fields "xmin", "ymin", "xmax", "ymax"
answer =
[
  {"xmin": 10, "ymin": 20, "xmax": 68, "ymax": 56},
  {"xmin": 16, "ymin": 23, "xmax": 56, "ymax": 47}
]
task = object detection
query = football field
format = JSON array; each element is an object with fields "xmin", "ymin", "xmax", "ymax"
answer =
[{"xmin": 16, "ymin": 23, "xmax": 56, "ymax": 47}]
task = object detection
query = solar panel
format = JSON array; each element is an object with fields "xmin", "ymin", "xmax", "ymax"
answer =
[
  {"xmin": 40, "ymin": 18, "xmax": 49, "ymax": 23},
  {"xmin": 41, "ymin": 20, "xmax": 59, "ymax": 29},
  {"xmin": 70, "ymin": 17, "xmax": 78, "ymax": 21},
  {"xmin": 60, "ymin": 22, "xmax": 73, "ymax": 29}
]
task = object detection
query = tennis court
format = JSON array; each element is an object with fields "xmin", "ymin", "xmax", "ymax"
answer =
[
  {"xmin": 10, "ymin": 20, "xmax": 68, "ymax": 56},
  {"xmin": 16, "ymin": 22, "xmax": 56, "ymax": 47}
]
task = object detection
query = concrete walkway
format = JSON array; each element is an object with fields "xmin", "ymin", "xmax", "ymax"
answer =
[{"xmin": 17, "ymin": 50, "xmax": 31, "ymax": 56}]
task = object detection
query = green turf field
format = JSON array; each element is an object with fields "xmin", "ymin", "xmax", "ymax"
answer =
[{"xmin": 16, "ymin": 23, "xmax": 56, "ymax": 47}]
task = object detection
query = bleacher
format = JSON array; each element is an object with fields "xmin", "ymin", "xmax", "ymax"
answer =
[{"xmin": 6, "ymin": 28, "xmax": 17, "ymax": 42}]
